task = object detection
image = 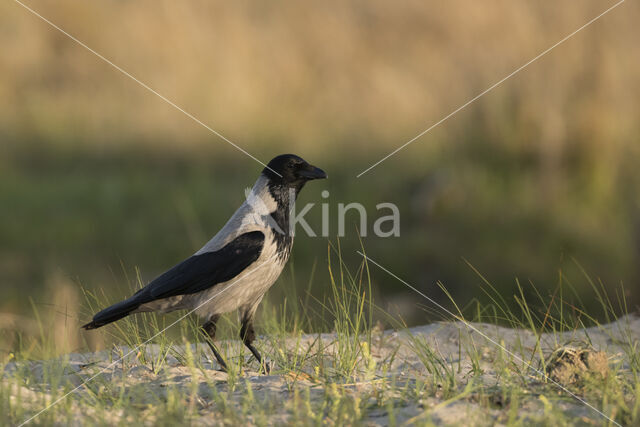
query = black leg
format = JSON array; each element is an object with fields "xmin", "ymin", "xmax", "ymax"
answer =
[
  {"xmin": 240, "ymin": 312, "xmax": 269, "ymax": 373},
  {"xmin": 201, "ymin": 316, "xmax": 227, "ymax": 372}
]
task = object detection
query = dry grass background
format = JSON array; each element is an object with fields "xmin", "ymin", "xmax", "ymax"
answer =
[{"xmin": 1, "ymin": 0, "xmax": 638, "ymax": 156}]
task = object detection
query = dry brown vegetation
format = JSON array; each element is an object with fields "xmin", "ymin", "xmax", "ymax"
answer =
[{"xmin": 2, "ymin": 0, "xmax": 639, "ymax": 160}]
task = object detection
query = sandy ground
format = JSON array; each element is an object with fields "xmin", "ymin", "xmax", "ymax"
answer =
[{"xmin": 4, "ymin": 315, "xmax": 639, "ymax": 425}]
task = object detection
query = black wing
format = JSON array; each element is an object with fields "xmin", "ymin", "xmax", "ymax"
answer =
[
  {"xmin": 145, "ymin": 231, "xmax": 265, "ymax": 301},
  {"xmin": 81, "ymin": 231, "xmax": 265, "ymax": 330}
]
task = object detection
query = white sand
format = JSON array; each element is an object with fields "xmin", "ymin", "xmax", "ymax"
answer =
[{"xmin": 4, "ymin": 315, "xmax": 638, "ymax": 425}]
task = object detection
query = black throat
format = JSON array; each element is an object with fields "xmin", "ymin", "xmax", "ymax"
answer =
[{"xmin": 265, "ymin": 179, "xmax": 304, "ymax": 260}]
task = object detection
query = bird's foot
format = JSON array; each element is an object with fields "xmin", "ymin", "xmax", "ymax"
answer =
[
  {"xmin": 204, "ymin": 341, "xmax": 228, "ymax": 372},
  {"xmin": 244, "ymin": 355, "xmax": 273, "ymax": 374},
  {"xmin": 204, "ymin": 354, "xmax": 228, "ymax": 372},
  {"xmin": 259, "ymin": 358, "xmax": 274, "ymax": 375}
]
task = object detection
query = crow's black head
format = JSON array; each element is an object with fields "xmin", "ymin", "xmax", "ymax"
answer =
[{"xmin": 263, "ymin": 154, "xmax": 327, "ymax": 189}]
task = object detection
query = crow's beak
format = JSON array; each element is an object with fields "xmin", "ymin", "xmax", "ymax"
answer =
[{"xmin": 299, "ymin": 165, "xmax": 327, "ymax": 180}]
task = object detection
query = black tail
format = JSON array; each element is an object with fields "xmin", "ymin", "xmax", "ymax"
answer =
[{"xmin": 82, "ymin": 296, "xmax": 142, "ymax": 330}]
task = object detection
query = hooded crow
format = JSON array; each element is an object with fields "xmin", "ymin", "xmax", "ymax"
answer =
[{"xmin": 82, "ymin": 154, "xmax": 327, "ymax": 371}]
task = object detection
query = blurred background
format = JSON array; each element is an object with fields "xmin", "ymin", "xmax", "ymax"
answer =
[{"xmin": 1, "ymin": 0, "xmax": 639, "ymax": 355}]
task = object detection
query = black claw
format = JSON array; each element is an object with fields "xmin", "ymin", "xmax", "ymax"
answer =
[
  {"xmin": 240, "ymin": 310, "xmax": 269, "ymax": 373},
  {"xmin": 207, "ymin": 341, "xmax": 228, "ymax": 372},
  {"xmin": 201, "ymin": 317, "xmax": 227, "ymax": 372}
]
